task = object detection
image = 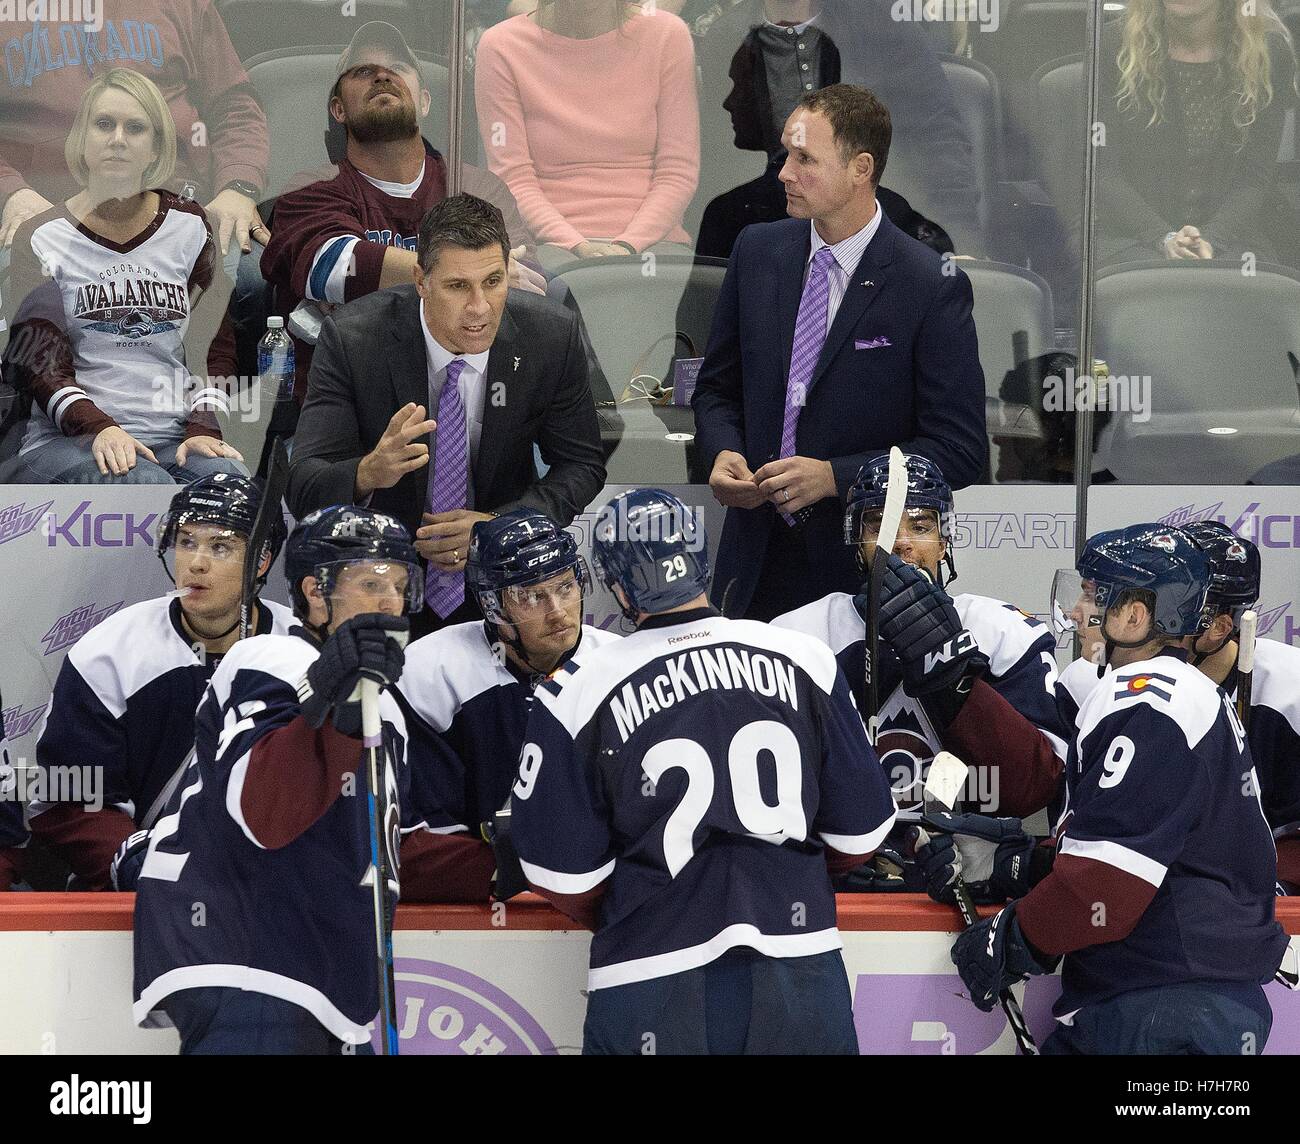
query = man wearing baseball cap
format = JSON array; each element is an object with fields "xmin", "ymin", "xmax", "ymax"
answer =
[{"xmin": 261, "ymin": 20, "xmax": 543, "ymax": 399}]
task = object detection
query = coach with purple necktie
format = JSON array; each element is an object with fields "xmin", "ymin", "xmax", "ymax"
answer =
[
  {"xmin": 692, "ymin": 85, "xmax": 986, "ymax": 620},
  {"xmin": 287, "ymin": 194, "xmax": 605, "ymax": 631}
]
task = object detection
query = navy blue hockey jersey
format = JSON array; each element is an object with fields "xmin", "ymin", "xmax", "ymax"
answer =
[
  {"xmin": 1057, "ymin": 640, "xmax": 1300, "ymax": 846},
  {"xmin": 32, "ymin": 595, "xmax": 294, "ymax": 828},
  {"xmin": 132, "ymin": 630, "xmax": 418, "ymax": 1044},
  {"xmin": 774, "ymin": 591, "xmax": 1067, "ymax": 810},
  {"xmin": 1021, "ymin": 650, "xmax": 1287, "ymax": 1018},
  {"xmin": 396, "ymin": 621, "xmax": 620, "ymax": 831},
  {"xmin": 512, "ymin": 609, "xmax": 897, "ymax": 991}
]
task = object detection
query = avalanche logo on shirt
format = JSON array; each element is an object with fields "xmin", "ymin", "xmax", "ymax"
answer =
[
  {"xmin": 1113, "ymin": 671, "xmax": 1176, "ymax": 702},
  {"xmin": 874, "ymin": 692, "xmax": 939, "ymax": 803},
  {"xmin": 71, "ymin": 270, "xmax": 187, "ymax": 340}
]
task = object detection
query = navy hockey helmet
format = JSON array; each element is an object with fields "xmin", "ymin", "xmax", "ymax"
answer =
[
  {"xmin": 1076, "ymin": 524, "xmax": 1212, "ymax": 640},
  {"xmin": 157, "ymin": 473, "xmax": 287, "ymax": 589},
  {"xmin": 285, "ymin": 505, "xmax": 423, "ymax": 620},
  {"xmin": 466, "ymin": 509, "xmax": 591, "ymax": 626},
  {"xmin": 845, "ymin": 453, "xmax": 957, "ymax": 582},
  {"xmin": 591, "ymin": 488, "xmax": 709, "ymax": 620},
  {"xmin": 1180, "ymin": 520, "xmax": 1261, "ymax": 624}
]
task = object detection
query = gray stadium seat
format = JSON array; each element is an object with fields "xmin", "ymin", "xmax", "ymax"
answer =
[
  {"xmin": 1092, "ymin": 261, "xmax": 1300, "ymax": 483},
  {"xmin": 552, "ymin": 255, "xmax": 728, "ymax": 483},
  {"xmin": 1029, "ymin": 54, "xmax": 1085, "ymax": 230},
  {"xmin": 962, "ymin": 260, "xmax": 1055, "ymax": 472},
  {"xmin": 245, "ymin": 47, "xmax": 449, "ymax": 197},
  {"xmin": 883, "ymin": 55, "xmax": 1003, "ymax": 252}
]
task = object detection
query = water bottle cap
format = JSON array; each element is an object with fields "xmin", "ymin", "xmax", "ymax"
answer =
[{"xmin": 267, "ymin": 316, "xmax": 285, "ymax": 329}]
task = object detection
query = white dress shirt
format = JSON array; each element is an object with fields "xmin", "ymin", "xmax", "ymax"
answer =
[
  {"xmin": 805, "ymin": 199, "xmax": 882, "ymax": 326},
  {"xmin": 419, "ymin": 305, "xmax": 491, "ymax": 505}
]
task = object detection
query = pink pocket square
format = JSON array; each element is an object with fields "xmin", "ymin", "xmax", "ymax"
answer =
[{"xmin": 855, "ymin": 337, "xmax": 892, "ymax": 350}]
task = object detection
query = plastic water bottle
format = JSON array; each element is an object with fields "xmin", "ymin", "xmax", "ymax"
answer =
[{"xmin": 257, "ymin": 316, "xmax": 295, "ymax": 401}]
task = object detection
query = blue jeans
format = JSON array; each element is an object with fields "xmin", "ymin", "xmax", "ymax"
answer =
[
  {"xmin": 583, "ymin": 947, "xmax": 859, "ymax": 1055},
  {"xmin": 12, "ymin": 435, "xmax": 247, "ymax": 484},
  {"xmin": 1042, "ymin": 982, "xmax": 1273, "ymax": 1055},
  {"xmin": 163, "ymin": 987, "xmax": 371, "ymax": 1056}
]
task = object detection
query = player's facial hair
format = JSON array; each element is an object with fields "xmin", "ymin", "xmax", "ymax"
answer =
[{"xmin": 347, "ymin": 98, "xmax": 419, "ymax": 144}]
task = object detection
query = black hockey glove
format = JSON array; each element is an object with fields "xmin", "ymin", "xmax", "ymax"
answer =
[
  {"xmin": 951, "ymin": 902, "xmax": 1057, "ymax": 1012},
  {"xmin": 482, "ymin": 797, "xmax": 529, "ymax": 901},
  {"xmin": 299, "ymin": 614, "xmax": 408, "ymax": 738},
  {"xmin": 110, "ymin": 829, "xmax": 151, "ymax": 892},
  {"xmin": 908, "ymin": 811, "xmax": 1038, "ymax": 905},
  {"xmin": 856, "ymin": 555, "xmax": 988, "ymax": 708}
]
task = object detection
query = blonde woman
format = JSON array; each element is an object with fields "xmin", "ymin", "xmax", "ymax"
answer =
[
  {"xmin": 1095, "ymin": 0, "xmax": 1297, "ymax": 265},
  {"xmin": 2, "ymin": 68, "xmax": 243, "ymax": 484}
]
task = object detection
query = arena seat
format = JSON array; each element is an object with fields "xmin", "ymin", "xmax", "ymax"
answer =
[
  {"xmin": 1028, "ymin": 53, "xmax": 1085, "ymax": 231},
  {"xmin": 1092, "ymin": 261, "xmax": 1300, "ymax": 484},
  {"xmin": 244, "ymin": 47, "xmax": 450, "ymax": 198},
  {"xmin": 552, "ymin": 255, "xmax": 728, "ymax": 483},
  {"xmin": 882, "ymin": 55, "xmax": 1003, "ymax": 255},
  {"xmin": 961, "ymin": 260, "xmax": 1055, "ymax": 472}
]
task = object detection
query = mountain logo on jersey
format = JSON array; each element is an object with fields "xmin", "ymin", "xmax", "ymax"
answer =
[
  {"xmin": 0, "ymin": 498, "xmax": 54, "ymax": 545},
  {"xmin": 0, "ymin": 699, "xmax": 48, "ymax": 740},
  {"xmin": 40, "ymin": 600, "xmax": 124, "ymax": 655},
  {"xmin": 1114, "ymin": 671, "xmax": 1176, "ymax": 702},
  {"xmin": 373, "ymin": 958, "xmax": 558, "ymax": 1055}
]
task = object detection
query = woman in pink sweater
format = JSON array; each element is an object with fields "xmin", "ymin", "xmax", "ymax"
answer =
[{"xmin": 475, "ymin": 1, "xmax": 700, "ymax": 261}]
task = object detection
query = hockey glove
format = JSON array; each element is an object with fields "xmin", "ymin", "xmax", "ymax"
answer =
[
  {"xmin": 835, "ymin": 849, "xmax": 915, "ymax": 893},
  {"xmin": 300, "ymin": 613, "xmax": 408, "ymax": 737},
  {"xmin": 951, "ymin": 902, "xmax": 1057, "ymax": 1012},
  {"xmin": 857, "ymin": 555, "xmax": 988, "ymax": 706},
  {"xmin": 908, "ymin": 811, "xmax": 1038, "ymax": 905},
  {"xmin": 110, "ymin": 829, "xmax": 151, "ymax": 892},
  {"xmin": 482, "ymin": 797, "xmax": 529, "ymax": 901}
]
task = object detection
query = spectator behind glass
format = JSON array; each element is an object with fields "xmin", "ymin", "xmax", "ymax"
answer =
[
  {"xmin": 1095, "ymin": 0, "xmax": 1298, "ymax": 265},
  {"xmin": 2, "ymin": 69, "xmax": 244, "ymax": 485},
  {"xmin": 697, "ymin": 0, "xmax": 980, "ymax": 254},
  {"xmin": 475, "ymin": 1, "xmax": 700, "ymax": 265},
  {"xmin": 0, "ymin": 1, "xmax": 269, "ymax": 262}
]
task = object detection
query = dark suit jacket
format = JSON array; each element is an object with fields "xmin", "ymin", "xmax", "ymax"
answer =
[
  {"xmin": 692, "ymin": 210, "xmax": 986, "ymax": 617},
  {"xmin": 287, "ymin": 284, "xmax": 606, "ymax": 540}
]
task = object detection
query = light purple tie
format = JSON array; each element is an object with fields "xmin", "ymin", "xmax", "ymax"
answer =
[
  {"xmin": 777, "ymin": 246, "xmax": 836, "ymax": 523},
  {"xmin": 426, "ymin": 358, "xmax": 468, "ymax": 617}
]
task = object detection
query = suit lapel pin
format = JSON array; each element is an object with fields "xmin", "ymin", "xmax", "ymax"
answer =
[
  {"xmin": 862, "ymin": 279, "xmax": 875, "ymax": 287},
  {"xmin": 513, "ymin": 356, "xmax": 521, "ymax": 372}
]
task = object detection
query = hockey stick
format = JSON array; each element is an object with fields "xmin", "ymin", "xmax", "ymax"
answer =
[
  {"xmin": 1237, "ymin": 609, "xmax": 1257, "ymax": 736},
  {"xmin": 240, "ymin": 437, "xmax": 289, "ymax": 641},
  {"xmin": 360, "ymin": 675, "xmax": 400, "ymax": 1055},
  {"xmin": 865, "ymin": 447, "xmax": 908, "ymax": 746},
  {"xmin": 921, "ymin": 751, "xmax": 1040, "ymax": 1057}
]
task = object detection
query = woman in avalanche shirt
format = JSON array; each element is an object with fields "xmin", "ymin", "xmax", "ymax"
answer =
[{"xmin": 3, "ymin": 68, "xmax": 244, "ymax": 484}]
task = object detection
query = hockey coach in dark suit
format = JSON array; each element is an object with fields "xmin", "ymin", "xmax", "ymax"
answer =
[
  {"xmin": 692, "ymin": 85, "xmax": 986, "ymax": 621},
  {"xmin": 288, "ymin": 194, "xmax": 606, "ymax": 629}
]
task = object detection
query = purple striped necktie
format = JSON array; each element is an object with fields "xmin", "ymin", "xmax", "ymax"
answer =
[
  {"xmin": 426, "ymin": 358, "xmax": 468, "ymax": 617},
  {"xmin": 777, "ymin": 246, "xmax": 837, "ymax": 524}
]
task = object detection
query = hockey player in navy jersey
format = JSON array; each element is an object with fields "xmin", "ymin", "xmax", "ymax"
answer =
[
  {"xmin": 0, "ymin": 694, "xmax": 29, "ymax": 890},
  {"xmin": 132, "ymin": 505, "xmax": 446, "ymax": 1054},
  {"xmin": 396, "ymin": 508, "xmax": 620, "ymax": 900},
  {"xmin": 773, "ymin": 455, "xmax": 1066, "ymax": 893},
  {"xmin": 1050, "ymin": 521, "xmax": 1300, "ymax": 892},
  {"xmin": 951, "ymin": 525, "xmax": 1288, "ymax": 1054},
  {"xmin": 29, "ymin": 474, "xmax": 294, "ymax": 889},
  {"xmin": 511, "ymin": 488, "xmax": 897, "ymax": 1055}
]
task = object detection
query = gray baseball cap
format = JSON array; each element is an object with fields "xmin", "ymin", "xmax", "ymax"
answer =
[{"xmin": 335, "ymin": 21, "xmax": 420, "ymax": 77}]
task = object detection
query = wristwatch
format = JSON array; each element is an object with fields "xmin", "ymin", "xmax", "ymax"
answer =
[{"xmin": 221, "ymin": 179, "xmax": 261, "ymax": 200}]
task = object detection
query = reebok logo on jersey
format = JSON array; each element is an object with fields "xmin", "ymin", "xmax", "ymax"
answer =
[
  {"xmin": 923, "ymin": 630, "xmax": 976, "ymax": 673},
  {"xmin": 1114, "ymin": 672, "xmax": 1176, "ymax": 702},
  {"xmin": 49, "ymin": 1075, "xmax": 150, "ymax": 1125}
]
